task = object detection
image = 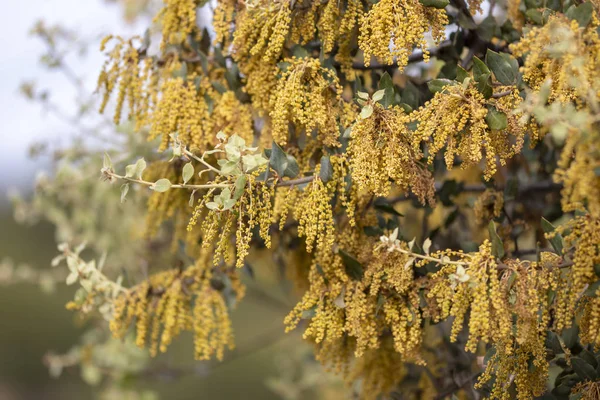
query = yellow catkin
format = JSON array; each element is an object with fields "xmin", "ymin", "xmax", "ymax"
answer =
[
  {"xmin": 348, "ymin": 103, "xmax": 435, "ymax": 204},
  {"xmin": 110, "ymin": 260, "xmax": 241, "ymax": 361},
  {"xmin": 510, "ymin": 15, "xmax": 600, "ymax": 104},
  {"xmin": 155, "ymin": 0, "xmax": 200, "ymax": 48},
  {"xmin": 412, "ymin": 84, "xmax": 526, "ymax": 180},
  {"xmin": 270, "ymin": 57, "xmax": 344, "ymax": 147},
  {"xmin": 358, "ymin": 0, "xmax": 448, "ymax": 69}
]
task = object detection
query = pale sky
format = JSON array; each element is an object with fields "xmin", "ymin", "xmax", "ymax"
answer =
[{"xmin": 0, "ymin": 0, "xmax": 147, "ymax": 195}]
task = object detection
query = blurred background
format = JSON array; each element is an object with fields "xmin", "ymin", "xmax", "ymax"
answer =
[{"xmin": 0, "ymin": 1, "xmax": 337, "ymax": 399}]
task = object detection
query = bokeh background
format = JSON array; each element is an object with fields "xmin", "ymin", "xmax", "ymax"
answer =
[{"xmin": 0, "ymin": 2, "xmax": 330, "ymax": 399}]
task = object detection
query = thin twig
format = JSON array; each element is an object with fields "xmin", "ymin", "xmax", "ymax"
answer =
[
  {"xmin": 106, "ymin": 171, "xmax": 230, "ymax": 190},
  {"xmin": 276, "ymin": 175, "xmax": 314, "ymax": 187},
  {"xmin": 492, "ymin": 89, "xmax": 513, "ymax": 98}
]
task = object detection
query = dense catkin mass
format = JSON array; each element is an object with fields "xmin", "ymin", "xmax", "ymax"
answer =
[
  {"xmin": 348, "ymin": 103, "xmax": 435, "ymax": 203},
  {"xmin": 426, "ymin": 243, "xmax": 562, "ymax": 399},
  {"xmin": 149, "ymin": 77, "xmax": 215, "ymax": 151},
  {"xmin": 97, "ymin": 36, "xmax": 158, "ymax": 126},
  {"xmin": 510, "ymin": 15, "xmax": 600, "ymax": 104},
  {"xmin": 155, "ymin": 0, "xmax": 201, "ymax": 48},
  {"xmin": 187, "ymin": 172, "xmax": 274, "ymax": 268},
  {"xmin": 110, "ymin": 260, "xmax": 238, "ymax": 360},
  {"xmin": 269, "ymin": 57, "xmax": 344, "ymax": 147},
  {"xmin": 229, "ymin": 0, "xmax": 362, "ymax": 67},
  {"xmin": 46, "ymin": 0, "xmax": 600, "ymax": 398},
  {"xmin": 412, "ymin": 84, "xmax": 526, "ymax": 180},
  {"xmin": 358, "ymin": 0, "xmax": 448, "ymax": 68},
  {"xmin": 295, "ymin": 177, "xmax": 336, "ymax": 254}
]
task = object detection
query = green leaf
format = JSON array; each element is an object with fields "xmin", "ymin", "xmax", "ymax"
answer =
[
  {"xmin": 553, "ymin": 382, "xmax": 576, "ymax": 396},
  {"xmin": 476, "ymin": 73, "xmax": 494, "ymax": 98},
  {"xmin": 242, "ymin": 153, "xmax": 268, "ymax": 173},
  {"xmin": 277, "ymin": 61, "xmax": 291, "ymax": 72},
  {"xmin": 562, "ymin": 323, "xmax": 579, "ymax": 349},
  {"xmin": 233, "ymin": 175, "xmax": 247, "ymax": 201},
  {"xmin": 206, "ymin": 201, "xmax": 220, "ymax": 210},
  {"xmin": 427, "ymin": 79, "xmax": 457, "ymax": 93},
  {"xmin": 472, "ymin": 56, "xmax": 491, "ymax": 82},
  {"xmin": 339, "ymin": 250, "xmax": 364, "ymax": 281},
  {"xmin": 476, "ymin": 16, "xmax": 497, "ymax": 42},
  {"xmin": 541, "ymin": 217, "xmax": 564, "ymax": 254},
  {"xmin": 402, "ymin": 82, "xmax": 420, "ymax": 110},
  {"xmin": 152, "ymin": 178, "xmax": 172, "ymax": 193},
  {"xmin": 182, "ymin": 162, "xmax": 194, "ymax": 184},
  {"xmin": 378, "ymin": 72, "xmax": 395, "ymax": 108},
  {"xmin": 572, "ymin": 357, "xmax": 598, "ymax": 381},
  {"xmin": 372, "ymin": 89, "xmax": 385, "ymax": 102},
  {"xmin": 456, "ymin": 66, "xmax": 469, "ymax": 83},
  {"xmin": 212, "ymin": 81, "xmax": 227, "ymax": 94},
  {"xmin": 579, "ymin": 348, "xmax": 598, "ymax": 369},
  {"xmin": 292, "ymin": 45, "xmax": 309, "ymax": 58},
  {"xmin": 319, "ymin": 156, "xmax": 334, "ymax": 183},
  {"xmin": 485, "ymin": 107, "xmax": 508, "ymax": 130},
  {"xmin": 545, "ymin": 331, "xmax": 563, "ymax": 354},
  {"xmin": 218, "ymin": 187, "xmax": 232, "ymax": 204},
  {"xmin": 103, "ymin": 152, "xmax": 113, "ymax": 169},
  {"xmin": 214, "ymin": 46, "xmax": 226, "ymax": 67},
  {"xmin": 173, "ymin": 62, "xmax": 188, "ymax": 80},
  {"xmin": 301, "ymin": 306, "xmax": 317, "ymax": 319},
  {"xmin": 284, "ymin": 154, "xmax": 300, "ymax": 178},
  {"xmin": 188, "ymin": 33, "xmax": 209, "ymax": 74},
  {"xmin": 419, "ymin": 0, "xmax": 449, "ymax": 8},
  {"xmin": 488, "ymin": 221, "xmax": 505, "ymax": 259},
  {"xmin": 438, "ymin": 179, "xmax": 462, "ymax": 206},
  {"xmin": 224, "ymin": 63, "xmax": 241, "ymax": 91},
  {"xmin": 484, "ymin": 347, "xmax": 496, "ymax": 365},
  {"xmin": 216, "ymin": 131, "xmax": 227, "ymax": 141},
  {"xmin": 222, "ymin": 198, "xmax": 237, "ymax": 210},
  {"xmin": 457, "ymin": 13, "xmax": 477, "ymax": 30},
  {"xmin": 218, "ymin": 159, "xmax": 242, "ymax": 176},
  {"xmin": 125, "ymin": 164, "xmax": 136, "ymax": 178},
  {"xmin": 399, "ymin": 103, "xmax": 413, "ymax": 113},
  {"xmin": 120, "ymin": 183, "xmax": 129, "ymax": 203},
  {"xmin": 364, "ymin": 226, "xmax": 384, "ymax": 237},
  {"xmin": 269, "ymin": 141, "xmax": 288, "ymax": 176},
  {"xmin": 126, "ymin": 158, "xmax": 146, "ymax": 179},
  {"xmin": 501, "ymin": 53, "xmax": 520, "ymax": 80},
  {"xmin": 360, "ymin": 105, "xmax": 374, "ymax": 119},
  {"xmin": 525, "ymin": 9, "xmax": 544, "ymax": 24},
  {"xmin": 565, "ymin": 2, "xmax": 594, "ymax": 27},
  {"xmin": 486, "ymin": 49, "xmax": 517, "ymax": 85},
  {"xmin": 584, "ymin": 280, "xmax": 600, "ymax": 296}
]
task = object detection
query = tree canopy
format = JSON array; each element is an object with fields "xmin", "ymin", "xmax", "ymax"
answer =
[{"xmin": 10, "ymin": 0, "xmax": 600, "ymax": 398}]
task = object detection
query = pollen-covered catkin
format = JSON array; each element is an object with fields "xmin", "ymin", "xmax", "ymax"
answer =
[
  {"xmin": 349, "ymin": 103, "xmax": 435, "ymax": 203},
  {"xmin": 412, "ymin": 84, "xmax": 526, "ymax": 180},
  {"xmin": 359, "ymin": 0, "xmax": 448, "ymax": 69}
]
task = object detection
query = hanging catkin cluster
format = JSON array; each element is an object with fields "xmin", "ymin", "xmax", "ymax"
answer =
[
  {"xmin": 358, "ymin": 0, "xmax": 448, "ymax": 68},
  {"xmin": 411, "ymin": 84, "xmax": 526, "ymax": 180},
  {"xmin": 110, "ymin": 261, "xmax": 238, "ymax": 360},
  {"xmin": 47, "ymin": 0, "xmax": 600, "ymax": 399},
  {"xmin": 269, "ymin": 57, "xmax": 344, "ymax": 147},
  {"xmin": 348, "ymin": 103, "xmax": 435, "ymax": 204}
]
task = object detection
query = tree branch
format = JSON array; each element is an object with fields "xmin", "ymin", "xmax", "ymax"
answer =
[{"xmin": 389, "ymin": 180, "xmax": 561, "ymax": 203}]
